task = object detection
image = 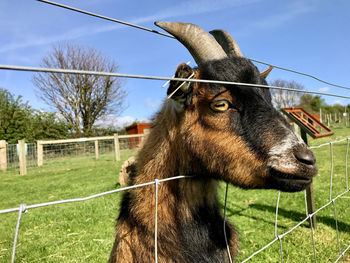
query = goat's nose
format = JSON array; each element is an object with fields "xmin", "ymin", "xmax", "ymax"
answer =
[{"xmin": 294, "ymin": 147, "xmax": 316, "ymax": 166}]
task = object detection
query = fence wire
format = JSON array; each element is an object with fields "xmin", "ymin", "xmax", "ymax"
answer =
[
  {"xmin": 1, "ymin": 135, "xmax": 144, "ymax": 174},
  {"xmin": 304, "ymin": 190, "xmax": 317, "ymax": 262},
  {"xmin": 36, "ymin": 0, "xmax": 350, "ymax": 92},
  {"xmin": 5, "ymin": 143, "xmax": 37, "ymax": 171},
  {"xmin": 6, "ymin": 144, "xmax": 18, "ymax": 170},
  {"xmin": 1, "ymin": 64, "xmax": 350, "ymax": 100},
  {"xmin": 43, "ymin": 141, "xmax": 94, "ymax": 160},
  {"xmin": 240, "ymin": 138, "xmax": 350, "ymax": 262},
  {"xmin": 1, "ymin": 138, "xmax": 349, "ymax": 262},
  {"xmin": 42, "ymin": 141, "xmax": 104, "ymax": 161}
]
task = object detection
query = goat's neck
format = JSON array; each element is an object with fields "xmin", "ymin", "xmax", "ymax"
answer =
[
  {"xmin": 131, "ymin": 102, "xmax": 219, "ymax": 226},
  {"xmin": 136, "ymin": 101, "xmax": 191, "ymax": 182}
]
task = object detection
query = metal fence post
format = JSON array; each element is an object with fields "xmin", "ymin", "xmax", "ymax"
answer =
[
  {"xmin": 114, "ymin": 133, "xmax": 120, "ymax": 161},
  {"xmin": 300, "ymin": 130, "xmax": 317, "ymax": 228},
  {"xmin": 0, "ymin": 140, "xmax": 7, "ymax": 171},
  {"xmin": 18, "ymin": 140, "xmax": 27, "ymax": 175}
]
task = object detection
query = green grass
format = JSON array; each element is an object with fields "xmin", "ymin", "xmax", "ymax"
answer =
[
  {"xmin": 0, "ymin": 128, "xmax": 349, "ymax": 262},
  {"xmin": 0, "ymin": 151, "xmax": 135, "ymax": 263}
]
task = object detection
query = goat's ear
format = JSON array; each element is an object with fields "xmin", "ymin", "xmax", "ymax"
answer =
[
  {"xmin": 167, "ymin": 63, "xmax": 194, "ymax": 105},
  {"xmin": 260, "ymin": 66, "xmax": 273, "ymax": 79}
]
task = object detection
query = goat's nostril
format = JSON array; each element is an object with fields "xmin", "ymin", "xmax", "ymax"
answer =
[{"xmin": 294, "ymin": 150, "xmax": 316, "ymax": 166}]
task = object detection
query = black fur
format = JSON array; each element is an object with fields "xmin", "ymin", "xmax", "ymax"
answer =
[
  {"xmin": 200, "ymin": 57, "xmax": 289, "ymax": 160},
  {"xmin": 167, "ymin": 63, "xmax": 194, "ymax": 107},
  {"xmin": 179, "ymin": 206, "xmax": 232, "ymax": 263},
  {"xmin": 118, "ymin": 190, "xmax": 233, "ymax": 263}
]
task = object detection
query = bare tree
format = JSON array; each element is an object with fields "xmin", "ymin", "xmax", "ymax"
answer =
[
  {"xmin": 33, "ymin": 43, "xmax": 126, "ymax": 136},
  {"xmin": 269, "ymin": 79, "xmax": 304, "ymax": 109}
]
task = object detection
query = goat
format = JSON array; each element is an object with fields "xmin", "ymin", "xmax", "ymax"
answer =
[
  {"xmin": 119, "ymin": 156, "xmax": 136, "ymax": 186},
  {"xmin": 108, "ymin": 22, "xmax": 317, "ymax": 263}
]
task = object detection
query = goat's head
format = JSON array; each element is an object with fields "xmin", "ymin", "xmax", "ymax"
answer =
[{"xmin": 155, "ymin": 22, "xmax": 317, "ymax": 192}]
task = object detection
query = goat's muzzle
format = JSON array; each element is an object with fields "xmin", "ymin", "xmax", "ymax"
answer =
[{"xmin": 267, "ymin": 144, "xmax": 318, "ymax": 192}]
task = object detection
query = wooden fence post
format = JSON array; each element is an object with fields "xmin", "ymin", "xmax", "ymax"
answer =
[
  {"xmin": 37, "ymin": 141, "xmax": 43, "ymax": 167},
  {"xmin": 0, "ymin": 140, "xmax": 7, "ymax": 171},
  {"xmin": 18, "ymin": 140, "xmax": 27, "ymax": 175},
  {"xmin": 327, "ymin": 114, "xmax": 330, "ymax": 127},
  {"xmin": 114, "ymin": 133, "xmax": 120, "ymax": 161},
  {"xmin": 95, "ymin": 140, "xmax": 99, "ymax": 159},
  {"xmin": 300, "ymin": 130, "xmax": 317, "ymax": 228}
]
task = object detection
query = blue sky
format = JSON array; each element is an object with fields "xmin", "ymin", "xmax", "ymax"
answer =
[{"xmin": 1, "ymin": 0, "xmax": 349, "ymax": 128}]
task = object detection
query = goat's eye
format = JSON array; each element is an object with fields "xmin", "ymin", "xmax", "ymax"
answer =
[{"xmin": 210, "ymin": 100, "xmax": 230, "ymax": 112}]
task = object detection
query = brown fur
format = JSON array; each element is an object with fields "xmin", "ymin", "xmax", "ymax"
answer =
[
  {"xmin": 119, "ymin": 157, "xmax": 136, "ymax": 186},
  {"xmin": 108, "ymin": 78, "xmax": 264, "ymax": 262},
  {"xmin": 109, "ymin": 58, "xmax": 316, "ymax": 261}
]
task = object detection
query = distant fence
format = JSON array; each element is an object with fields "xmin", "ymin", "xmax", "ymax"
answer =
[
  {"xmin": 0, "ymin": 134, "xmax": 145, "ymax": 174},
  {"xmin": 321, "ymin": 113, "xmax": 349, "ymax": 128}
]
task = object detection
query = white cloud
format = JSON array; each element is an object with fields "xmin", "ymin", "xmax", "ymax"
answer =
[
  {"xmin": 318, "ymin": 87, "xmax": 330, "ymax": 92},
  {"xmin": 332, "ymin": 100, "xmax": 344, "ymax": 106},
  {"xmin": 115, "ymin": 116, "xmax": 137, "ymax": 128},
  {"xmin": 96, "ymin": 114, "xmax": 151, "ymax": 129},
  {"xmin": 145, "ymin": 98, "xmax": 162, "ymax": 109},
  {"xmin": 96, "ymin": 114, "xmax": 135, "ymax": 129}
]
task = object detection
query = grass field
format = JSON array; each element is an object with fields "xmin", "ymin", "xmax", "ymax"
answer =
[{"xmin": 0, "ymin": 128, "xmax": 349, "ymax": 262}]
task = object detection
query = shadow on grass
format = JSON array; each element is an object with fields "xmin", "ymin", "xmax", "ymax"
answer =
[
  {"xmin": 248, "ymin": 204, "xmax": 350, "ymax": 233},
  {"xmin": 222, "ymin": 203, "xmax": 289, "ymax": 230}
]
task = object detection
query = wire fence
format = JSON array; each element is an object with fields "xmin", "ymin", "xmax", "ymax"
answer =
[
  {"xmin": 1, "ymin": 64, "xmax": 350, "ymax": 100},
  {"xmin": 119, "ymin": 136, "xmax": 143, "ymax": 150},
  {"xmin": 322, "ymin": 114, "xmax": 350, "ymax": 129},
  {"xmin": 5, "ymin": 143, "xmax": 37, "ymax": 170},
  {"xmin": 41, "ymin": 139, "xmax": 115, "ymax": 160},
  {"xmin": 2, "ymin": 134, "xmax": 144, "ymax": 173},
  {"xmin": 0, "ymin": 138, "xmax": 349, "ymax": 262}
]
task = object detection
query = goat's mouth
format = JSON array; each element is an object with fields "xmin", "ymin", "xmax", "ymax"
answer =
[{"xmin": 267, "ymin": 168, "xmax": 314, "ymax": 192}]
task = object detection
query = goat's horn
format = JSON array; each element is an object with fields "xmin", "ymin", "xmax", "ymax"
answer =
[
  {"xmin": 209, "ymin": 29, "xmax": 243, "ymax": 57},
  {"xmin": 155, "ymin": 22, "xmax": 227, "ymax": 67},
  {"xmin": 260, "ymin": 66, "xmax": 274, "ymax": 79}
]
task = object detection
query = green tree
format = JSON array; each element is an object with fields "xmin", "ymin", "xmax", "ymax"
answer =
[
  {"xmin": 0, "ymin": 88, "xmax": 32, "ymax": 143},
  {"xmin": 29, "ymin": 111, "xmax": 72, "ymax": 140},
  {"xmin": 0, "ymin": 88, "xmax": 72, "ymax": 143},
  {"xmin": 310, "ymin": 95, "xmax": 325, "ymax": 112},
  {"xmin": 298, "ymin": 94, "xmax": 326, "ymax": 113},
  {"xmin": 323, "ymin": 105, "xmax": 335, "ymax": 114},
  {"xmin": 332, "ymin": 104, "xmax": 345, "ymax": 114}
]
